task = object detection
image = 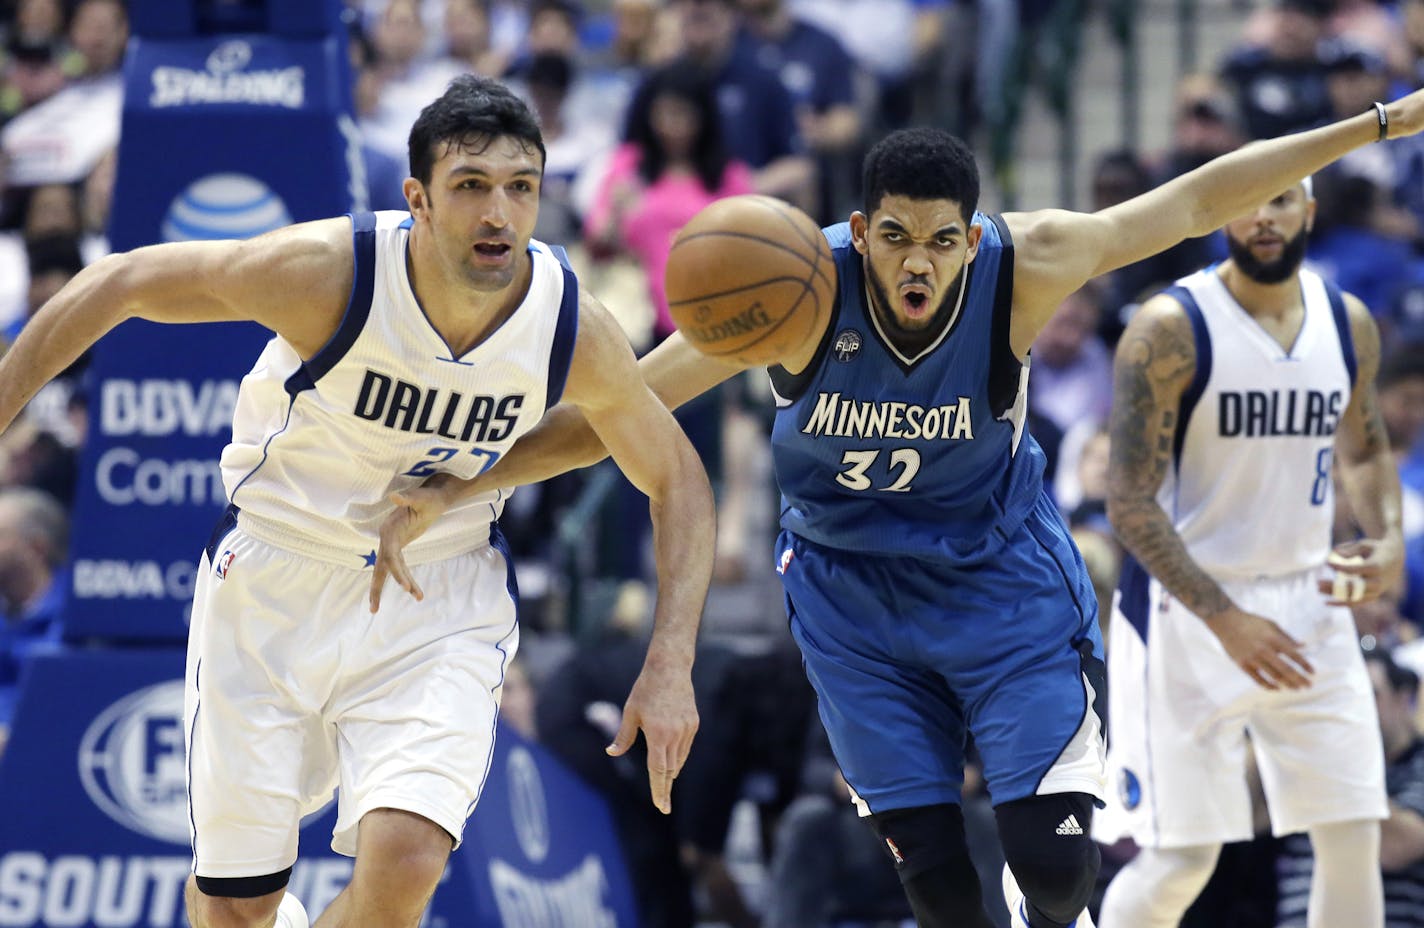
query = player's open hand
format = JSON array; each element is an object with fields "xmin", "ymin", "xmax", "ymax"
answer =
[
  {"xmin": 605, "ymin": 660, "xmax": 698, "ymax": 815},
  {"xmin": 1315, "ymin": 538, "xmax": 1403, "ymax": 606},
  {"xmin": 1205, "ymin": 605, "xmax": 1314, "ymax": 690},
  {"xmin": 368, "ymin": 479, "xmax": 455, "ymax": 613}
]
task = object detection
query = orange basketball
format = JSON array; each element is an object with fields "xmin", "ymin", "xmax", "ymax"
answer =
[{"xmin": 665, "ymin": 195, "xmax": 835, "ymax": 366}]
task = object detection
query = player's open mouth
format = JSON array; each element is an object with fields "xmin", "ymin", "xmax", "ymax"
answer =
[
  {"xmin": 900, "ymin": 287, "xmax": 931, "ymax": 316},
  {"xmin": 473, "ymin": 242, "xmax": 512, "ymax": 262}
]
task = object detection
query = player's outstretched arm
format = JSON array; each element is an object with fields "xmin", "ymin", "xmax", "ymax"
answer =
[
  {"xmin": 560, "ymin": 292, "xmax": 717, "ymax": 815},
  {"xmin": 1107, "ymin": 295, "xmax": 1313, "ymax": 690},
  {"xmin": 0, "ymin": 219, "xmax": 350, "ymax": 437},
  {"xmin": 1322, "ymin": 293, "xmax": 1404, "ymax": 605},
  {"xmin": 1004, "ymin": 90, "xmax": 1424, "ymax": 353},
  {"xmin": 369, "ymin": 332, "xmax": 744, "ymax": 611}
]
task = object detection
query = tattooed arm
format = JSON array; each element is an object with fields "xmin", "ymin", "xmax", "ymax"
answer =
[
  {"xmin": 1107, "ymin": 294, "xmax": 1313, "ymax": 689},
  {"xmin": 1323, "ymin": 293, "xmax": 1404, "ymax": 601}
]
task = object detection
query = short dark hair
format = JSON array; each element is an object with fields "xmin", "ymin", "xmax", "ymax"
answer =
[
  {"xmin": 1364, "ymin": 648, "xmax": 1420, "ymax": 696},
  {"xmin": 862, "ymin": 128, "xmax": 980, "ymax": 222},
  {"xmin": 407, "ymin": 74, "xmax": 545, "ymax": 184}
]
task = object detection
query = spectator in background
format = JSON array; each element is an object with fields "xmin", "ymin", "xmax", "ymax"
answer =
[
  {"xmin": 499, "ymin": 658, "xmax": 538, "ymax": 741},
  {"xmin": 6, "ymin": 233, "xmax": 81, "ymax": 347},
  {"xmin": 519, "ymin": 51, "xmax": 616, "ymax": 247},
  {"xmin": 79, "ymin": 147, "xmax": 114, "ymax": 256},
  {"xmin": 738, "ymin": 0, "xmax": 862, "ymax": 225},
  {"xmin": 624, "ymin": 0, "xmax": 812, "ymax": 202},
  {"xmin": 1220, "ymin": 0, "xmax": 1333, "ymax": 140},
  {"xmin": 0, "ymin": 43, "xmax": 65, "ymax": 126},
  {"xmin": 1027, "ymin": 281, "xmax": 1113, "ymax": 437},
  {"xmin": 442, "ymin": 0, "xmax": 510, "ymax": 78},
  {"xmin": 362, "ymin": 0, "xmax": 465, "ymax": 161},
  {"xmin": 1307, "ymin": 41, "xmax": 1424, "ymax": 315},
  {"xmin": 1377, "ymin": 344, "xmax": 1424, "ymax": 543},
  {"xmin": 1277, "ymin": 648, "xmax": 1424, "ymax": 927},
  {"xmin": 0, "ymin": 487, "xmax": 68, "ymax": 736},
  {"xmin": 587, "ymin": 61, "xmax": 754, "ymax": 344},
  {"xmin": 1, "ymin": 0, "xmax": 126, "ymax": 187},
  {"xmin": 536, "ymin": 583, "xmax": 698, "ymax": 928}
]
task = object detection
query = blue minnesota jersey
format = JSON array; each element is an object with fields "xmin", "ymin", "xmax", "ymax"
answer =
[{"xmin": 770, "ymin": 215, "xmax": 1046, "ymax": 565}]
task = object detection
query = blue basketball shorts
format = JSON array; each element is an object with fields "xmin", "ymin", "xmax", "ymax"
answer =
[{"xmin": 777, "ymin": 493, "xmax": 1107, "ymax": 814}]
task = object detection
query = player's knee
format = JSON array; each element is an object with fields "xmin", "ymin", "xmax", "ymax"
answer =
[
  {"xmin": 996, "ymin": 793, "xmax": 1100, "ymax": 921},
  {"xmin": 868, "ymin": 802, "xmax": 974, "ymax": 880},
  {"xmin": 868, "ymin": 803, "xmax": 990, "ymax": 928},
  {"xmin": 354, "ymin": 810, "xmax": 453, "ymax": 902}
]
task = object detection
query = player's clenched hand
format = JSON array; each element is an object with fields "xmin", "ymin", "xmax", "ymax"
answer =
[
  {"xmin": 368, "ymin": 478, "xmax": 455, "ymax": 613},
  {"xmin": 605, "ymin": 660, "xmax": 698, "ymax": 815},
  {"xmin": 1205, "ymin": 605, "xmax": 1314, "ymax": 690},
  {"xmin": 1315, "ymin": 538, "xmax": 1404, "ymax": 606}
]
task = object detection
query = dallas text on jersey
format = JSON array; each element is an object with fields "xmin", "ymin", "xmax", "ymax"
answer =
[{"xmin": 353, "ymin": 368, "xmax": 524, "ymax": 442}]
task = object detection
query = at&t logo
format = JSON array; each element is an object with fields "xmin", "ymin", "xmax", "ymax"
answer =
[
  {"xmin": 77, "ymin": 681, "xmax": 190, "ymax": 844},
  {"xmin": 161, "ymin": 173, "xmax": 293, "ymax": 243}
]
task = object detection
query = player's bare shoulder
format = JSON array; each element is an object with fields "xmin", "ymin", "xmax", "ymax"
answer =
[
  {"xmin": 1114, "ymin": 292, "xmax": 1199, "ymax": 397},
  {"xmin": 218, "ymin": 216, "xmax": 355, "ymax": 356}
]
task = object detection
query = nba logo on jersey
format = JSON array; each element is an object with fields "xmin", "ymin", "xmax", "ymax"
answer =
[
  {"xmin": 833, "ymin": 329, "xmax": 862, "ymax": 362},
  {"xmin": 215, "ymin": 550, "xmax": 236, "ymax": 579}
]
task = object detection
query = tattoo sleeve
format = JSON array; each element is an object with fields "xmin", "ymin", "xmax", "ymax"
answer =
[
  {"xmin": 1334, "ymin": 299, "xmax": 1403, "ymax": 542},
  {"xmin": 1106, "ymin": 300, "xmax": 1234, "ymax": 620}
]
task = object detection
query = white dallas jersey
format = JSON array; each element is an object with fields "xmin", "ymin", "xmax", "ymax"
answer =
[
  {"xmin": 219, "ymin": 211, "xmax": 579, "ymax": 567},
  {"xmin": 1160, "ymin": 266, "xmax": 1355, "ymax": 579}
]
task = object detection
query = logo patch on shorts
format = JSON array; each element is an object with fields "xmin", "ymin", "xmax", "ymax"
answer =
[
  {"xmin": 1119, "ymin": 768, "xmax": 1142, "ymax": 810},
  {"xmin": 214, "ymin": 550, "xmax": 236, "ymax": 579},
  {"xmin": 776, "ymin": 547, "xmax": 795, "ymax": 575},
  {"xmin": 885, "ymin": 837, "xmax": 905, "ymax": 865}
]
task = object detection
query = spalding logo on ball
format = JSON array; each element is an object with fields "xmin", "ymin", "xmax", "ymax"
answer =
[
  {"xmin": 666, "ymin": 195, "xmax": 835, "ymax": 367},
  {"xmin": 162, "ymin": 173, "xmax": 294, "ymax": 243}
]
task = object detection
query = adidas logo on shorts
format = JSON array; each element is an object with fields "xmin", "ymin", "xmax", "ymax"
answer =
[{"xmin": 1055, "ymin": 814, "xmax": 1084, "ymax": 836}]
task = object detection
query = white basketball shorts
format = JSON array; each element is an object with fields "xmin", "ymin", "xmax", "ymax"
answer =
[
  {"xmin": 183, "ymin": 520, "xmax": 519, "ymax": 879},
  {"xmin": 1099, "ymin": 566, "xmax": 1385, "ymax": 848}
]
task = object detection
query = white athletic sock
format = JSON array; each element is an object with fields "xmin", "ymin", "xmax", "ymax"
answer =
[
  {"xmin": 1098, "ymin": 844, "xmax": 1221, "ymax": 928},
  {"xmin": 1307, "ymin": 819, "xmax": 1382, "ymax": 928}
]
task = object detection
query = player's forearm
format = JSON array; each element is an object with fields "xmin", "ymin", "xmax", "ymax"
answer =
[
  {"xmin": 1108, "ymin": 497, "xmax": 1234, "ymax": 620},
  {"xmin": 1338, "ymin": 452, "xmax": 1404, "ymax": 544},
  {"xmin": 645, "ymin": 453, "xmax": 715, "ymax": 671},
  {"xmin": 434, "ymin": 404, "xmax": 610, "ymax": 506},
  {"xmin": 1174, "ymin": 108, "xmax": 1387, "ymax": 237},
  {"xmin": 0, "ymin": 255, "xmax": 129, "ymax": 434}
]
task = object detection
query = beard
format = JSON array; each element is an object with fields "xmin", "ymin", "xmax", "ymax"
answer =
[
  {"xmin": 866, "ymin": 262, "xmax": 966, "ymax": 337},
  {"xmin": 1226, "ymin": 225, "xmax": 1309, "ymax": 284}
]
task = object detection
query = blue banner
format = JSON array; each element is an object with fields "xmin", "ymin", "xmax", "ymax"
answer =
[
  {"xmin": 0, "ymin": 654, "xmax": 639, "ymax": 927},
  {"xmin": 64, "ymin": 16, "xmax": 361, "ymax": 643}
]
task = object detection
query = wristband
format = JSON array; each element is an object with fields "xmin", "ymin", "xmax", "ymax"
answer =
[{"xmin": 1373, "ymin": 101, "xmax": 1389, "ymax": 142}]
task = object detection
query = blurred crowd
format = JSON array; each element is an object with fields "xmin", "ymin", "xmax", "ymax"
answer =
[{"xmin": 1, "ymin": 0, "xmax": 1424, "ymax": 926}]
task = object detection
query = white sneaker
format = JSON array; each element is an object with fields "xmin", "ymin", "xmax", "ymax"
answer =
[
  {"xmin": 1001, "ymin": 864, "xmax": 1096, "ymax": 928},
  {"xmin": 275, "ymin": 893, "xmax": 309, "ymax": 928}
]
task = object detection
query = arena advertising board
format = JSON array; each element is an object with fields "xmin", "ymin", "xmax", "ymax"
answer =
[
  {"xmin": 0, "ymin": 653, "xmax": 639, "ymax": 927},
  {"xmin": 64, "ymin": 28, "xmax": 361, "ymax": 643}
]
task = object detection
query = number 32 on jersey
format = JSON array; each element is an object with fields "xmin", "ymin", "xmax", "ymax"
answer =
[{"xmin": 835, "ymin": 448, "xmax": 921, "ymax": 492}]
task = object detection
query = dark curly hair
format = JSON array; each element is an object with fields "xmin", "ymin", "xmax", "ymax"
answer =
[
  {"xmin": 408, "ymin": 74, "xmax": 545, "ymax": 184},
  {"xmin": 862, "ymin": 128, "xmax": 980, "ymax": 222}
]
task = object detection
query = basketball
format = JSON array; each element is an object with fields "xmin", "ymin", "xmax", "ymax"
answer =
[{"xmin": 665, "ymin": 195, "xmax": 835, "ymax": 366}]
